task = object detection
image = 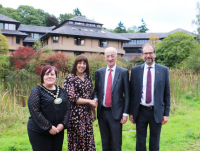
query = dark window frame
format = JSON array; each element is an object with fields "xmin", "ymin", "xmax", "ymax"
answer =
[
  {"xmin": 16, "ymin": 36, "xmax": 20, "ymax": 44},
  {"xmin": 53, "ymin": 36, "xmax": 59, "ymax": 43},
  {"xmin": 74, "ymin": 37, "xmax": 84, "ymax": 45},
  {"xmin": 99, "ymin": 40, "xmax": 107, "ymax": 47}
]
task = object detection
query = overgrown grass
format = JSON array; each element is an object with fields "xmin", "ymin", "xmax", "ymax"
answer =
[{"xmin": 0, "ymin": 70, "xmax": 200, "ymax": 150}]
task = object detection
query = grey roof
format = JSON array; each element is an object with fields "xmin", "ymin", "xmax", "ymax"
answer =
[
  {"xmin": 18, "ymin": 24, "xmax": 54, "ymax": 33},
  {"xmin": 1, "ymin": 29, "xmax": 27, "ymax": 36},
  {"xmin": 117, "ymin": 28, "xmax": 195, "ymax": 39},
  {"xmin": 23, "ymin": 37, "xmax": 36, "ymax": 42},
  {"xmin": 0, "ymin": 14, "xmax": 20, "ymax": 23},
  {"xmin": 67, "ymin": 16, "xmax": 103, "ymax": 25},
  {"xmin": 41, "ymin": 24, "xmax": 129, "ymax": 41}
]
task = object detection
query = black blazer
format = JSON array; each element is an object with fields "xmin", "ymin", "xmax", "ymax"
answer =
[
  {"xmin": 129, "ymin": 63, "xmax": 170, "ymax": 123},
  {"xmin": 94, "ymin": 65, "xmax": 129, "ymax": 120}
]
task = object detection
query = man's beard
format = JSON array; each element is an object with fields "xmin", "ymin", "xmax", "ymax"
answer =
[{"xmin": 144, "ymin": 57, "xmax": 155, "ymax": 65}]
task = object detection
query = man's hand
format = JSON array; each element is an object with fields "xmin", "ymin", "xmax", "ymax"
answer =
[
  {"xmin": 57, "ymin": 124, "xmax": 64, "ymax": 132},
  {"xmin": 129, "ymin": 115, "xmax": 135, "ymax": 124},
  {"xmin": 162, "ymin": 116, "xmax": 168, "ymax": 125},
  {"xmin": 120, "ymin": 116, "xmax": 127, "ymax": 124}
]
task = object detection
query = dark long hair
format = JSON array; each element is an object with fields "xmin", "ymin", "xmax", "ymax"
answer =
[
  {"xmin": 40, "ymin": 65, "xmax": 58, "ymax": 84},
  {"xmin": 71, "ymin": 55, "xmax": 90, "ymax": 79}
]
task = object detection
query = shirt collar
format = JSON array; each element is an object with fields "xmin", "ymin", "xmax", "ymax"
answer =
[
  {"xmin": 106, "ymin": 63, "xmax": 116, "ymax": 71},
  {"xmin": 145, "ymin": 62, "xmax": 155, "ymax": 69}
]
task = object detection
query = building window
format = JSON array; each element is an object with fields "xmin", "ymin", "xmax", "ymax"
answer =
[
  {"xmin": 74, "ymin": 37, "xmax": 84, "ymax": 45},
  {"xmin": 99, "ymin": 40, "xmax": 107, "ymax": 47},
  {"xmin": 0, "ymin": 23, "xmax": 3, "ymax": 29},
  {"xmin": 5, "ymin": 23, "xmax": 16, "ymax": 30},
  {"xmin": 33, "ymin": 33, "xmax": 40, "ymax": 39},
  {"xmin": 53, "ymin": 36, "xmax": 59, "ymax": 43},
  {"xmin": 97, "ymin": 25, "xmax": 101, "ymax": 28},
  {"xmin": 69, "ymin": 21, "xmax": 73, "ymax": 24},
  {"xmin": 74, "ymin": 51, "xmax": 84, "ymax": 56},
  {"xmin": 16, "ymin": 36, "xmax": 20, "ymax": 44},
  {"xmin": 75, "ymin": 22, "xmax": 84, "ymax": 25},
  {"xmin": 86, "ymin": 23, "xmax": 95, "ymax": 27}
]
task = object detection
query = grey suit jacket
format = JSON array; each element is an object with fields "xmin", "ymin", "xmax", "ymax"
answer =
[
  {"xmin": 94, "ymin": 65, "xmax": 129, "ymax": 120},
  {"xmin": 129, "ymin": 63, "xmax": 170, "ymax": 123}
]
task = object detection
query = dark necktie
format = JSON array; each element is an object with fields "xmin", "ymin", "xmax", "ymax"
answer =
[
  {"xmin": 146, "ymin": 67, "xmax": 152, "ymax": 104},
  {"xmin": 105, "ymin": 69, "xmax": 112, "ymax": 107}
]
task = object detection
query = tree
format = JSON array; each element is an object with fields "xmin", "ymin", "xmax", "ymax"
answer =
[
  {"xmin": 192, "ymin": 2, "xmax": 200, "ymax": 43},
  {"xmin": 155, "ymin": 31, "xmax": 196, "ymax": 67},
  {"xmin": 114, "ymin": 21, "xmax": 127, "ymax": 33},
  {"xmin": 138, "ymin": 19, "xmax": 149, "ymax": 33},
  {"xmin": 58, "ymin": 13, "xmax": 76, "ymax": 22},
  {"xmin": 127, "ymin": 26, "xmax": 138, "ymax": 33},
  {"xmin": 0, "ymin": 30, "xmax": 9, "ymax": 55},
  {"xmin": 148, "ymin": 33, "xmax": 160, "ymax": 45},
  {"xmin": 45, "ymin": 15, "xmax": 59, "ymax": 27},
  {"xmin": 73, "ymin": 8, "xmax": 82, "ymax": 16},
  {"xmin": 0, "ymin": 55, "xmax": 11, "ymax": 78},
  {"xmin": 10, "ymin": 46, "xmax": 36, "ymax": 70}
]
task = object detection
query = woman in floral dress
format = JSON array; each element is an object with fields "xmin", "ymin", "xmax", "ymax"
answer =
[{"xmin": 64, "ymin": 55, "xmax": 97, "ymax": 151}]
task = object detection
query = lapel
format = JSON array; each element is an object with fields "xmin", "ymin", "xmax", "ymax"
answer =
[
  {"xmin": 154, "ymin": 63, "xmax": 160, "ymax": 91},
  {"xmin": 112, "ymin": 65, "xmax": 120, "ymax": 92},
  {"xmin": 139, "ymin": 64, "xmax": 145, "ymax": 91},
  {"xmin": 100, "ymin": 67, "xmax": 106, "ymax": 95}
]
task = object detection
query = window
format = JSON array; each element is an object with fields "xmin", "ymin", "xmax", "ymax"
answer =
[
  {"xmin": 33, "ymin": 33, "xmax": 40, "ymax": 39},
  {"xmin": 99, "ymin": 40, "xmax": 107, "ymax": 47},
  {"xmin": 86, "ymin": 23, "xmax": 95, "ymax": 27},
  {"xmin": 84, "ymin": 29, "xmax": 88, "ymax": 31},
  {"xmin": 16, "ymin": 36, "xmax": 20, "ymax": 44},
  {"xmin": 53, "ymin": 36, "xmax": 59, "ymax": 43},
  {"xmin": 97, "ymin": 25, "xmax": 101, "ymax": 28},
  {"xmin": 0, "ymin": 23, "xmax": 3, "ymax": 29},
  {"xmin": 75, "ymin": 22, "xmax": 84, "ymax": 25},
  {"xmin": 5, "ymin": 23, "xmax": 16, "ymax": 30},
  {"xmin": 69, "ymin": 21, "xmax": 73, "ymax": 24},
  {"xmin": 74, "ymin": 37, "xmax": 84, "ymax": 45}
]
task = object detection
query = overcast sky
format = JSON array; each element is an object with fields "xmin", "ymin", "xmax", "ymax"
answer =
[{"xmin": 1, "ymin": 0, "xmax": 199, "ymax": 33}]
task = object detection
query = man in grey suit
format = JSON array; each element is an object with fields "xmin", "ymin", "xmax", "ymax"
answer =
[
  {"xmin": 94, "ymin": 47, "xmax": 129, "ymax": 151},
  {"xmin": 129, "ymin": 43, "xmax": 170, "ymax": 151}
]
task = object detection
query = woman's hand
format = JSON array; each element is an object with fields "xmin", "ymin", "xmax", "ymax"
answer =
[
  {"xmin": 49, "ymin": 126, "xmax": 59, "ymax": 135},
  {"xmin": 92, "ymin": 113, "xmax": 96, "ymax": 122},
  {"xmin": 89, "ymin": 98, "xmax": 97, "ymax": 107},
  {"xmin": 57, "ymin": 124, "xmax": 64, "ymax": 132}
]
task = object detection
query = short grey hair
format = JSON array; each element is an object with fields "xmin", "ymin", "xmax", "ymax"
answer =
[
  {"xmin": 142, "ymin": 43, "xmax": 156, "ymax": 53},
  {"xmin": 105, "ymin": 47, "xmax": 117, "ymax": 54}
]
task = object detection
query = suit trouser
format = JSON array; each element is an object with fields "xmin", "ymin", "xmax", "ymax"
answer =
[
  {"xmin": 98, "ymin": 107, "xmax": 122, "ymax": 151},
  {"xmin": 28, "ymin": 128, "xmax": 64, "ymax": 151},
  {"xmin": 136, "ymin": 105, "xmax": 162, "ymax": 151}
]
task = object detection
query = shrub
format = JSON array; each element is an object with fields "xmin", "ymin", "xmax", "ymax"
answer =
[
  {"xmin": 0, "ymin": 55, "xmax": 11, "ymax": 78},
  {"xmin": 10, "ymin": 46, "xmax": 36, "ymax": 71},
  {"xmin": 0, "ymin": 30, "xmax": 9, "ymax": 55}
]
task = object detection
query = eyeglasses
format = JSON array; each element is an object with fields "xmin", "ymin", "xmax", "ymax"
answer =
[{"xmin": 142, "ymin": 52, "xmax": 154, "ymax": 56}]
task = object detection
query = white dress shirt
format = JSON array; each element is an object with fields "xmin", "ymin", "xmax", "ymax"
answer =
[{"xmin": 141, "ymin": 62, "xmax": 155, "ymax": 106}]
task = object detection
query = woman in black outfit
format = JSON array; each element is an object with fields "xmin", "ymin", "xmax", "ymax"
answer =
[{"xmin": 27, "ymin": 65, "xmax": 71, "ymax": 151}]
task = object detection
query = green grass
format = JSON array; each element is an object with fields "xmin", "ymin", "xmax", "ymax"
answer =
[{"xmin": 0, "ymin": 99, "xmax": 200, "ymax": 151}]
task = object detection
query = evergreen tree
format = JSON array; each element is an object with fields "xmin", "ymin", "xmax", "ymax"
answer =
[
  {"xmin": 138, "ymin": 19, "xmax": 149, "ymax": 33},
  {"xmin": 114, "ymin": 21, "xmax": 127, "ymax": 33}
]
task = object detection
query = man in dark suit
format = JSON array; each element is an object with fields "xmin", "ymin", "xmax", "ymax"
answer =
[
  {"xmin": 94, "ymin": 47, "xmax": 129, "ymax": 151},
  {"xmin": 129, "ymin": 43, "xmax": 170, "ymax": 151}
]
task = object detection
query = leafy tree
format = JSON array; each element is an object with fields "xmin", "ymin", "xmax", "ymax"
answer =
[
  {"xmin": 155, "ymin": 31, "xmax": 195, "ymax": 67},
  {"xmin": 10, "ymin": 46, "xmax": 36, "ymax": 70},
  {"xmin": 192, "ymin": 2, "xmax": 200, "ymax": 43},
  {"xmin": 73, "ymin": 8, "xmax": 83, "ymax": 16},
  {"xmin": 182, "ymin": 43, "xmax": 200, "ymax": 72},
  {"xmin": 0, "ymin": 30, "xmax": 9, "ymax": 55},
  {"xmin": 126, "ymin": 26, "xmax": 138, "ymax": 33},
  {"xmin": 0, "ymin": 55, "xmax": 11, "ymax": 78},
  {"xmin": 138, "ymin": 19, "xmax": 149, "ymax": 33},
  {"xmin": 45, "ymin": 15, "xmax": 59, "ymax": 27},
  {"xmin": 102, "ymin": 27, "xmax": 115, "ymax": 33},
  {"xmin": 148, "ymin": 33, "xmax": 160, "ymax": 45},
  {"xmin": 114, "ymin": 21, "xmax": 127, "ymax": 33},
  {"xmin": 58, "ymin": 13, "xmax": 76, "ymax": 22}
]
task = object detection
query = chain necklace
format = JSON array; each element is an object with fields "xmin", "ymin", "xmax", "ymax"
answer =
[{"xmin": 39, "ymin": 84, "xmax": 62, "ymax": 104}]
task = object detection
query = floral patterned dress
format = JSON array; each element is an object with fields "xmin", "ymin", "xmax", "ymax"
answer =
[{"xmin": 64, "ymin": 73, "xmax": 96, "ymax": 151}]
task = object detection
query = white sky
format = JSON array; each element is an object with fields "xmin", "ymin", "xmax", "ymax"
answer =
[{"xmin": 1, "ymin": 0, "xmax": 199, "ymax": 33}]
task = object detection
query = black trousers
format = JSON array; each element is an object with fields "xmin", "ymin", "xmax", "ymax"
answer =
[
  {"xmin": 98, "ymin": 107, "xmax": 122, "ymax": 151},
  {"xmin": 136, "ymin": 105, "xmax": 162, "ymax": 151},
  {"xmin": 28, "ymin": 128, "xmax": 64, "ymax": 151}
]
